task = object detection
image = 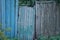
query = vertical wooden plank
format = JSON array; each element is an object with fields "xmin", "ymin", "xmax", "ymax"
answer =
[
  {"xmin": 36, "ymin": 2, "xmax": 41, "ymax": 37},
  {"xmin": 5, "ymin": 0, "xmax": 11, "ymax": 37},
  {"xmin": 19, "ymin": 6, "xmax": 25, "ymax": 40},
  {"xmin": 0, "ymin": 0, "xmax": 2, "ymax": 24},
  {"xmin": 10, "ymin": 0, "xmax": 15, "ymax": 38},
  {"xmin": 2, "ymin": 0, "xmax": 5, "ymax": 33},
  {"xmin": 56, "ymin": 5, "xmax": 60, "ymax": 35},
  {"xmin": 15, "ymin": 0, "xmax": 18, "ymax": 38}
]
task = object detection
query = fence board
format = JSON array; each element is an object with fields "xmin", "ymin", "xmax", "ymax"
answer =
[
  {"xmin": 36, "ymin": 1, "xmax": 60, "ymax": 38},
  {"xmin": 18, "ymin": 6, "xmax": 35, "ymax": 40}
]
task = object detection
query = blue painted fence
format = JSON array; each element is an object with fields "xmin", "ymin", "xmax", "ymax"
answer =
[
  {"xmin": 0, "ymin": 0, "xmax": 35, "ymax": 40},
  {"xmin": 0, "ymin": 0, "xmax": 18, "ymax": 38},
  {"xmin": 18, "ymin": 6, "xmax": 35, "ymax": 40}
]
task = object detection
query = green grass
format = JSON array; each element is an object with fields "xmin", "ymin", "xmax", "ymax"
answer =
[{"xmin": 37, "ymin": 35, "xmax": 60, "ymax": 40}]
